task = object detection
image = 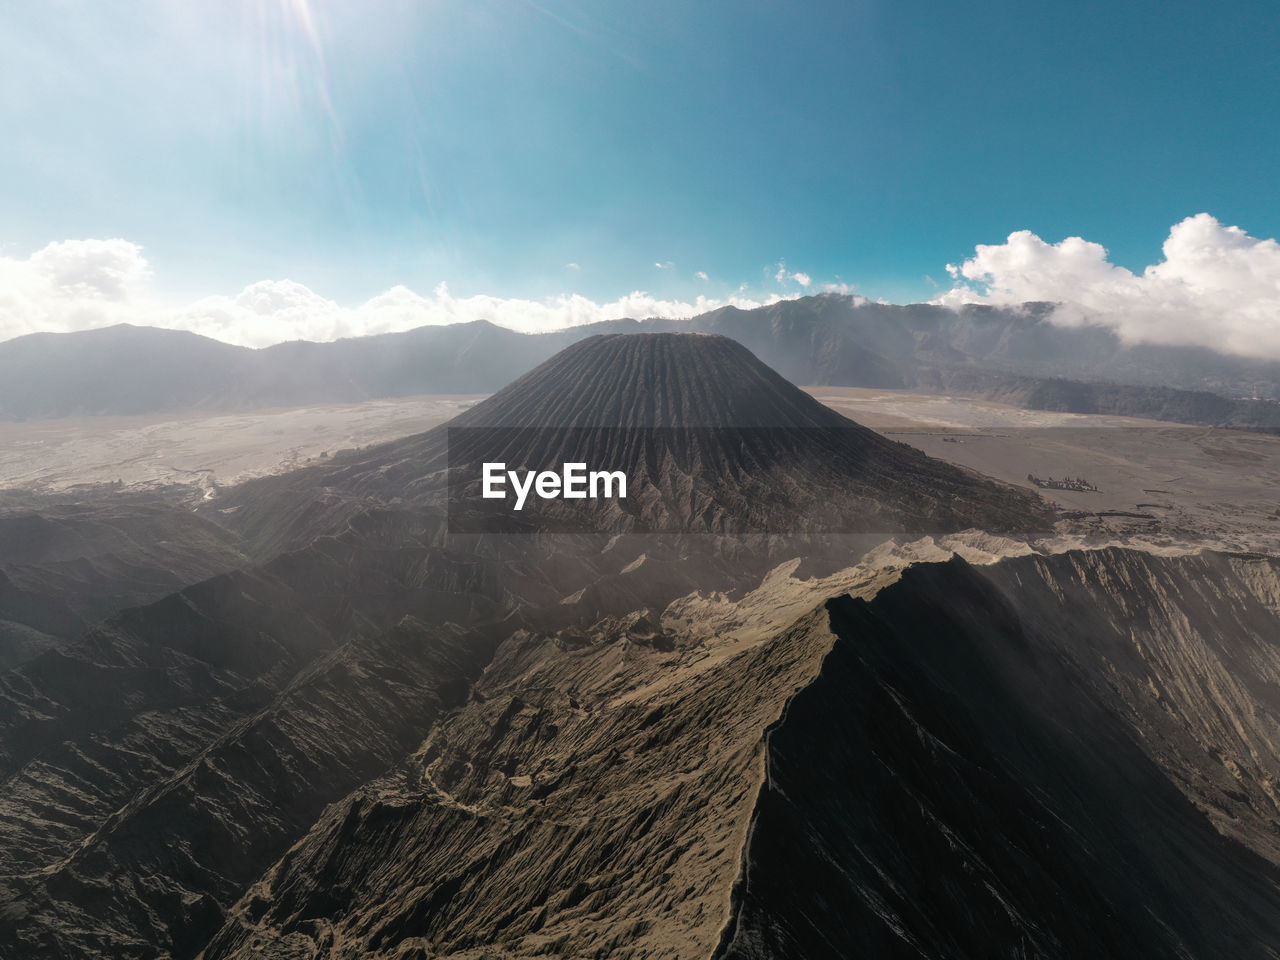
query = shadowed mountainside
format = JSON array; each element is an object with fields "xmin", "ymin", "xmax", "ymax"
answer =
[
  {"xmin": 719, "ymin": 549, "xmax": 1280, "ymax": 959},
  {"xmin": 0, "ymin": 500, "xmax": 250, "ymax": 668}
]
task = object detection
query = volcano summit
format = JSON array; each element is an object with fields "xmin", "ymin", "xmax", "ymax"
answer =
[{"xmin": 281, "ymin": 333, "xmax": 1053, "ymax": 537}]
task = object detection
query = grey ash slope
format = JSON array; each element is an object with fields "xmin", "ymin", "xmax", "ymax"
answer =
[
  {"xmin": 445, "ymin": 331, "xmax": 848, "ymax": 428},
  {"xmin": 446, "ymin": 333, "xmax": 1052, "ymax": 535}
]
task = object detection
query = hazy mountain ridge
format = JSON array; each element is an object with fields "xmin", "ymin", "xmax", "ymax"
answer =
[
  {"xmin": 0, "ymin": 320, "xmax": 589, "ymax": 419},
  {"xmin": 8, "ymin": 298, "xmax": 1280, "ymax": 431}
]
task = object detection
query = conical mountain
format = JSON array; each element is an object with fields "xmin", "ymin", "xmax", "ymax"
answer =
[
  {"xmin": 448, "ymin": 332, "xmax": 855, "ymax": 429},
  {"xmin": 216, "ymin": 332, "xmax": 1051, "ymax": 543},
  {"xmin": 435, "ymin": 333, "xmax": 1052, "ymax": 535}
]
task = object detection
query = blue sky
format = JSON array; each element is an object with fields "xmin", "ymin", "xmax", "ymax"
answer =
[{"xmin": 2, "ymin": 0, "xmax": 1279, "ymax": 343}]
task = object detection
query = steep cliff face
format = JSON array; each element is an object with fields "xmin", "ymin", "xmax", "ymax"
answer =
[
  {"xmin": 719, "ymin": 549, "xmax": 1280, "ymax": 959},
  {"xmin": 181, "ymin": 546, "xmax": 1280, "ymax": 960}
]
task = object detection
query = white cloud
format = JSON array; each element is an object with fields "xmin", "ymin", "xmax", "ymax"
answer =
[
  {"xmin": 176, "ymin": 280, "xmax": 353, "ymax": 345},
  {"xmin": 0, "ymin": 239, "xmax": 154, "ymax": 339},
  {"xmin": 565, "ymin": 262, "xmax": 580, "ymax": 270},
  {"xmin": 935, "ymin": 214, "xmax": 1280, "ymax": 358},
  {"xmin": 773, "ymin": 260, "xmax": 812, "ymax": 287},
  {"xmin": 29, "ymin": 238, "xmax": 152, "ymax": 299},
  {"xmin": 654, "ymin": 260, "xmax": 675, "ymax": 270},
  {"xmin": 0, "ymin": 239, "xmax": 793, "ymax": 348},
  {"xmin": 695, "ymin": 271, "xmax": 708, "ymax": 281},
  {"xmin": 178, "ymin": 282, "xmax": 790, "ymax": 347}
]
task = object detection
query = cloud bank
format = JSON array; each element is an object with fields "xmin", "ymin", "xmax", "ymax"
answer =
[
  {"xmin": 0, "ymin": 239, "xmax": 153, "ymax": 336},
  {"xmin": 11, "ymin": 218, "xmax": 1274, "ymax": 358},
  {"xmin": 0, "ymin": 240, "xmax": 787, "ymax": 348},
  {"xmin": 936, "ymin": 213, "xmax": 1280, "ymax": 358},
  {"xmin": 175, "ymin": 282, "xmax": 784, "ymax": 347}
]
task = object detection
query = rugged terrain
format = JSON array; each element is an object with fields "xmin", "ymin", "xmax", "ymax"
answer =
[
  {"xmin": 3, "ymin": 331, "xmax": 1280, "ymax": 958},
  {"xmin": 0, "ymin": 498, "xmax": 251, "ymax": 669},
  {"xmin": 0, "ymin": 334, "xmax": 1051, "ymax": 957}
]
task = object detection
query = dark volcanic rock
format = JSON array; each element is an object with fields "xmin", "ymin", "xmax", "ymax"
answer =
[
  {"xmin": 185, "ymin": 547, "xmax": 1280, "ymax": 960},
  {"xmin": 0, "ymin": 525, "xmax": 506, "ymax": 959}
]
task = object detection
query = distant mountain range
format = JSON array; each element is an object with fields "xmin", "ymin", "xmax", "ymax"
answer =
[{"xmin": 5, "ymin": 296, "xmax": 1280, "ymax": 430}]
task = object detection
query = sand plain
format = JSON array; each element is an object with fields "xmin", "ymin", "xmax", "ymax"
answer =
[
  {"xmin": 0, "ymin": 396, "xmax": 482, "ymax": 496},
  {"xmin": 4, "ymin": 386, "xmax": 1279, "ymax": 552},
  {"xmin": 811, "ymin": 386, "xmax": 1280, "ymax": 553}
]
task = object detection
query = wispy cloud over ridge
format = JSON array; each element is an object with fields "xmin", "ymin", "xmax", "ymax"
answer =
[
  {"xmin": 773, "ymin": 261, "xmax": 812, "ymax": 287},
  {"xmin": 936, "ymin": 214, "xmax": 1280, "ymax": 358},
  {"xmin": 175, "ymin": 282, "xmax": 785, "ymax": 346},
  {"xmin": 0, "ymin": 240, "xmax": 787, "ymax": 348}
]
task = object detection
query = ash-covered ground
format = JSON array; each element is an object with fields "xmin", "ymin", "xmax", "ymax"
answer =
[{"xmin": 7, "ymin": 386, "xmax": 1278, "ymax": 552}]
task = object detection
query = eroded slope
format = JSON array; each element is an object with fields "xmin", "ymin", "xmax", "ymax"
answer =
[{"xmin": 201, "ymin": 606, "xmax": 839, "ymax": 960}]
